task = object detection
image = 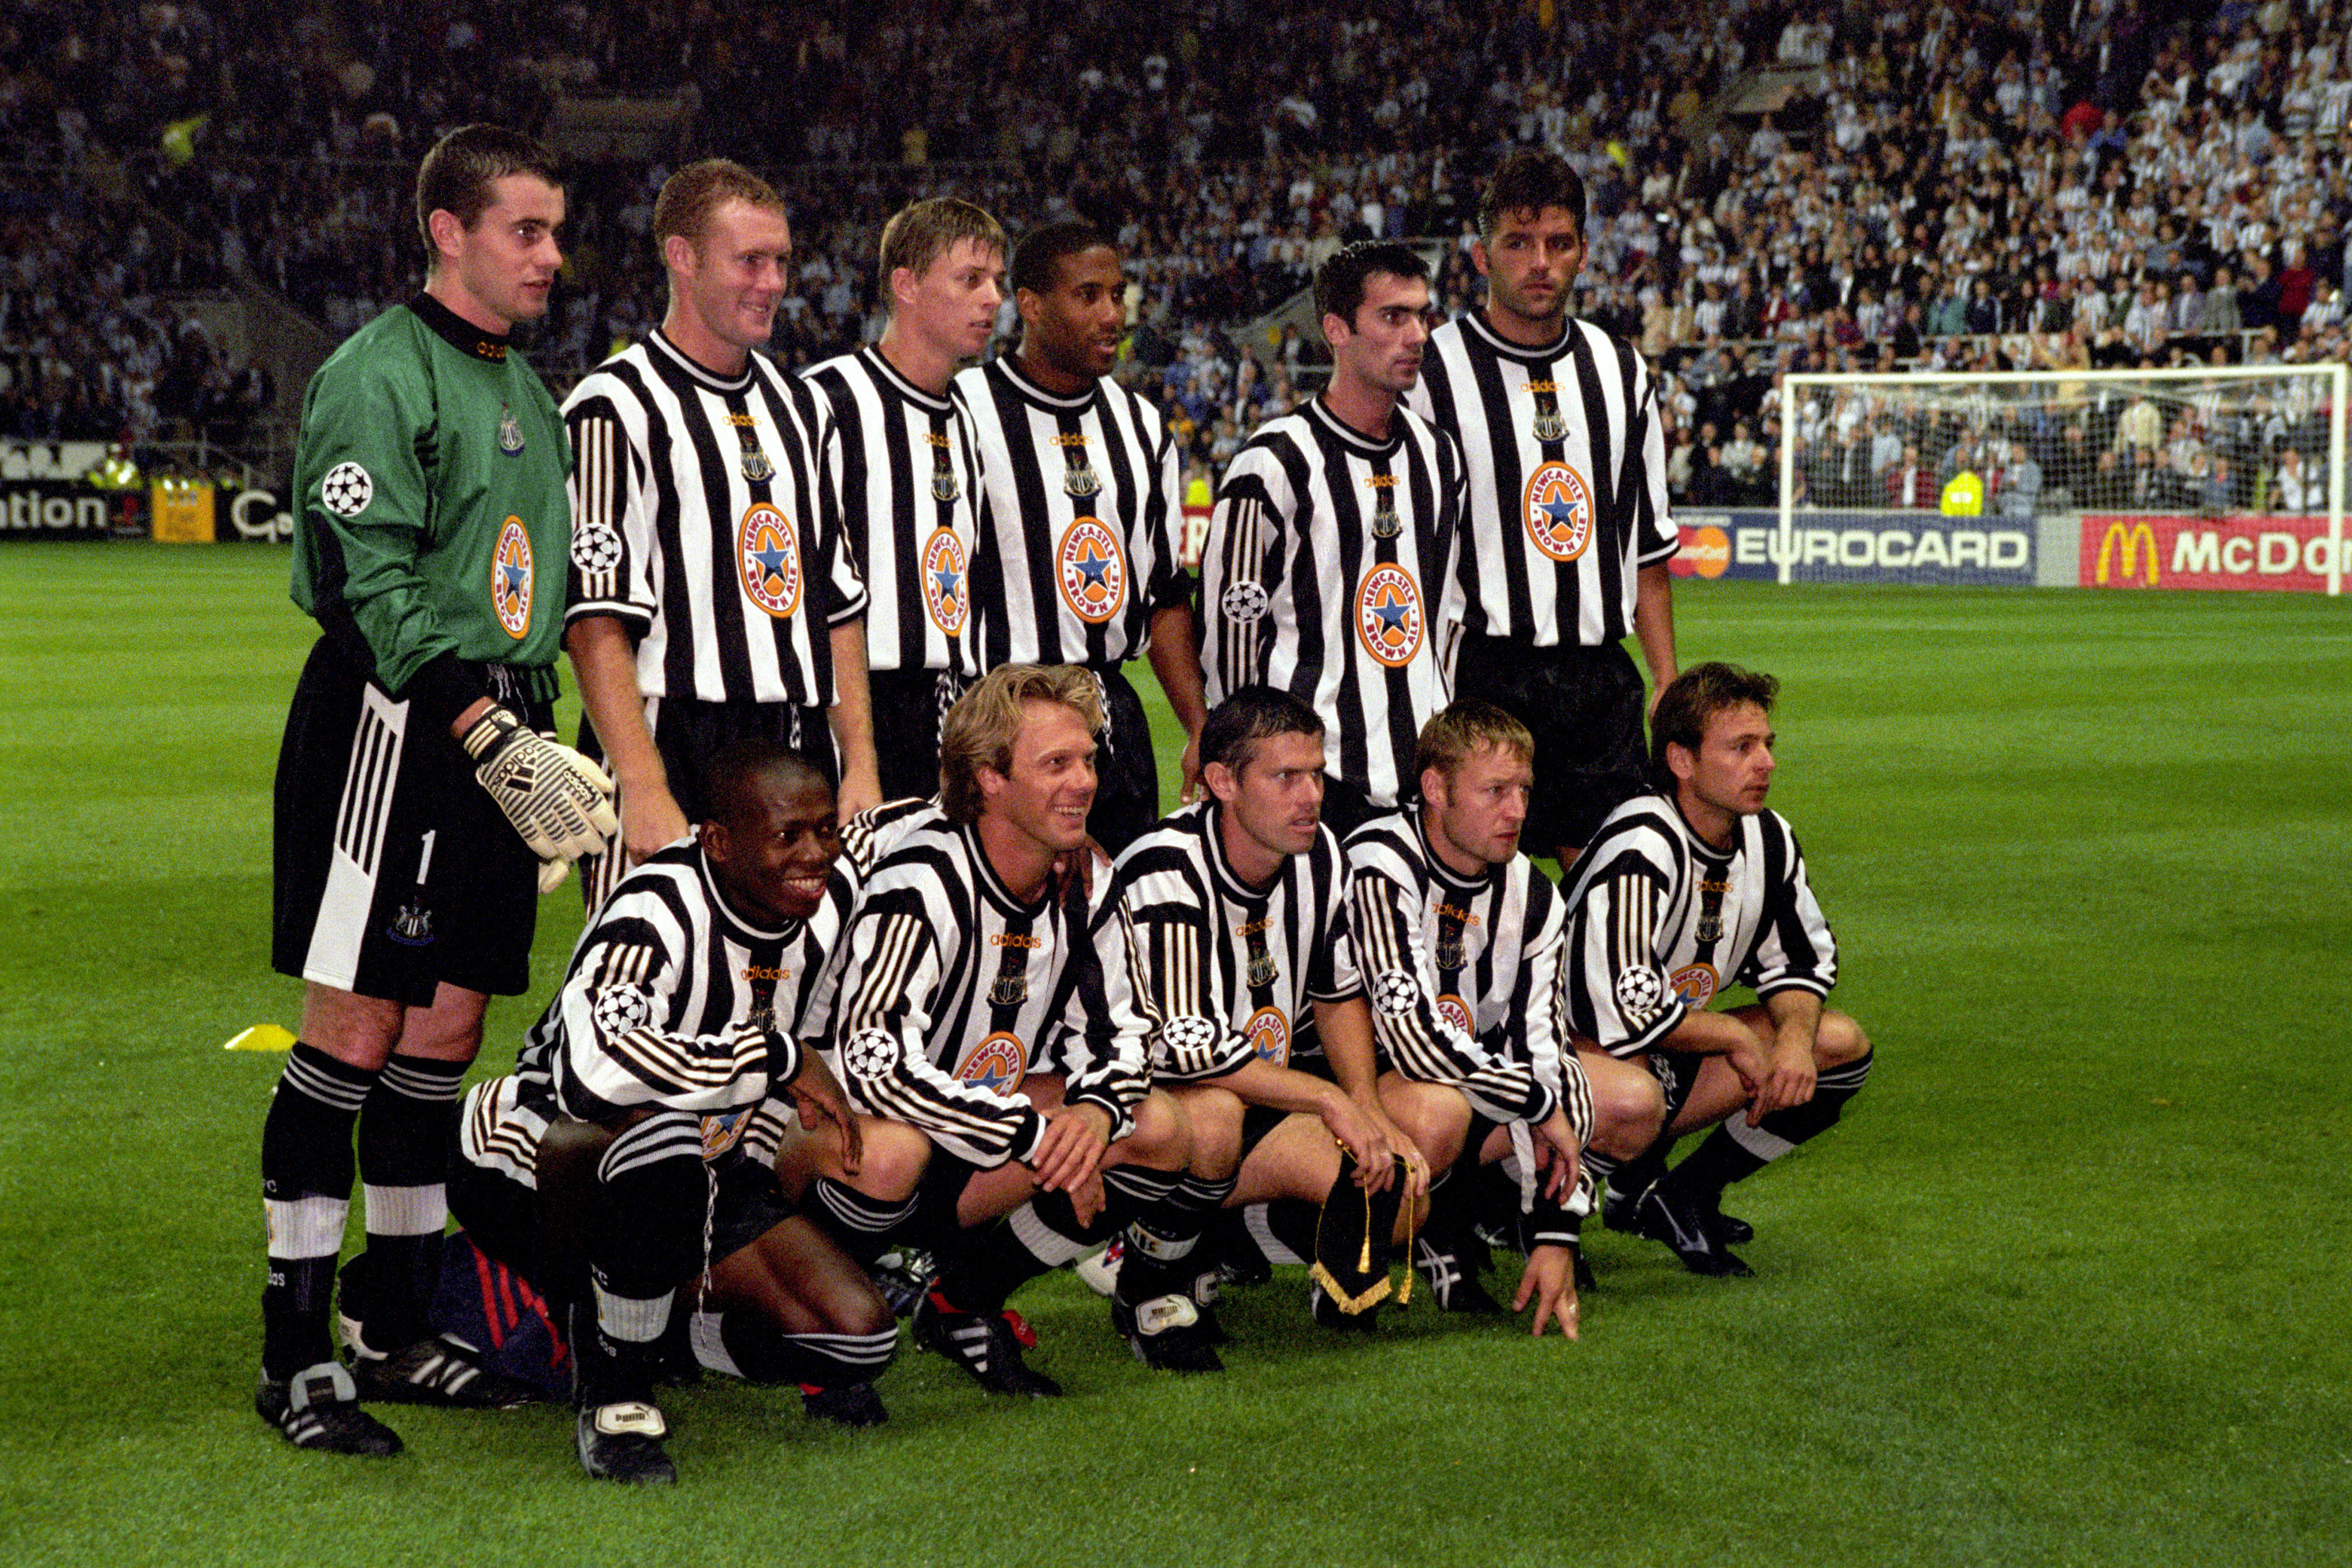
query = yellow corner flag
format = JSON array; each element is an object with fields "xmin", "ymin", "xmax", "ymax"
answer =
[{"xmin": 224, "ymin": 1024, "xmax": 297, "ymax": 1053}]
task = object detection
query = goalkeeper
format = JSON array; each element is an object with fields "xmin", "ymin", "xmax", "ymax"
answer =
[{"xmin": 257, "ymin": 124, "xmax": 616, "ymax": 1457}]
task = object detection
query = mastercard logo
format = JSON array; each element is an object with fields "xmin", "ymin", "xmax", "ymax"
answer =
[{"xmin": 1670, "ymin": 524, "xmax": 1730, "ymax": 580}]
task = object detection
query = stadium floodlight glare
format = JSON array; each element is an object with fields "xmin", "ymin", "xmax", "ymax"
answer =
[{"xmin": 1777, "ymin": 362, "xmax": 2347, "ymax": 594}]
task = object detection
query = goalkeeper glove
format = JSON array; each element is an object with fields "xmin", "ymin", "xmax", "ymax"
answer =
[{"xmin": 459, "ymin": 704, "xmax": 619, "ymax": 864}]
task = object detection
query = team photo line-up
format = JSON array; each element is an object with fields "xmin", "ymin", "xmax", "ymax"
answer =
[{"xmin": 255, "ymin": 123, "xmax": 1872, "ymax": 1484}]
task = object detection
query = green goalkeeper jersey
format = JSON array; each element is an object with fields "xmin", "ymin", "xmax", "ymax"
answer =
[{"xmin": 289, "ymin": 293, "xmax": 571, "ymax": 717}]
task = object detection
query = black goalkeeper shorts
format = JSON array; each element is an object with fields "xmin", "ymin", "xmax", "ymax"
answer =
[
  {"xmin": 272, "ymin": 637, "xmax": 548, "ymax": 1007},
  {"xmin": 1452, "ymin": 634, "xmax": 1651, "ymax": 858}
]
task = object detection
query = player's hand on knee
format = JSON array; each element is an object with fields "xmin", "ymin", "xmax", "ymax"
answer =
[
  {"xmin": 788, "ymin": 1055, "xmax": 864, "ymax": 1174},
  {"xmin": 1066, "ymin": 1170, "xmax": 1107, "ymax": 1228},
  {"xmin": 1514, "ymin": 1245, "xmax": 1580, "ymax": 1340},
  {"xmin": 1728, "ymin": 1036, "xmax": 1771, "ymax": 1104},
  {"xmin": 1031, "ymin": 1101, "xmax": 1112, "ymax": 1195},
  {"xmin": 461, "ymin": 704, "xmax": 620, "ymax": 861},
  {"xmin": 1752, "ymin": 1036, "xmax": 1817, "ymax": 1123},
  {"xmin": 1396, "ymin": 1147, "xmax": 1430, "ymax": 1202}
]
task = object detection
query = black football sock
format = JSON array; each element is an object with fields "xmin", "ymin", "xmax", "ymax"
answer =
[
  {"xmin": 1663, "ymin": 1052, "xmax": 1875, "ymax": 1203},
  {"xmin": 807, "ymin": 1177, "xmax": 919, "ymax": 1269},
  {"xmin": 260, "ymin": 1042, "xmax": 374, "ymax": 1380},
  {"xmin": 575, "ymin": 1114, "xmax": 707, "ymax": 1404},
  {"xmin": 1134, "ymin": 1174, "xmax": 1239, "ymax": 1299},
  {"xmin": 931, "ymin": 1188, "xmax": 1095, "ymax": 1316},
  {"xmin": 351, "ymin": 1054, "xmax": 468, "ymax": 1346},
  {"xmin": 1604, "ymin": 1136, "xmax": 1673, "ymax": 1203},
  {"xmin": 689, "ymin": 1310, "xmax": 899, "ymax": 1391},
  {"xmin": 1248, "ymin": 1198, "xmax": 1321, "ymax": 1267},
  {"xmin": 1104, "ymin": 1165, "xmax": 1202, "ymax": 1302}
]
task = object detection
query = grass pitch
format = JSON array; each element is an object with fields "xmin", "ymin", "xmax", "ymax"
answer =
[{"xmin": 1, "ymin": 544, "xmax": 2346, "ymax": 1566}]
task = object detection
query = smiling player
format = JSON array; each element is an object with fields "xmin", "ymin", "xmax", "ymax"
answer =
[
  {"xmin": 954, "ymin": 221, "xmax": 1206, "ymax": 853},
  {"xmin": 1561, "ymin": 664, "xmax": 1874, "ymax": 1277},
  {"xmin": 447, "ymin": 741, "xmax": 891, "ymax": 1484},
  {"xmin": 564, "ymin": 160, "xmax": 877, "ymax": 913},
  {"xmin": 788, "ymin": 664, "xmax": 1195, "ymax": 1397}
]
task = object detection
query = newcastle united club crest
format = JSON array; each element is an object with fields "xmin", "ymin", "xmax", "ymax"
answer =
[
  {"xmin": 928, "ymin": 430, "xmax": 960, "ymax": 501},
  {"xmin": 1368, "ymin": 471, "xmax": 1401, "ymax": 539},
  {"xmin": 1695, "ymin": 877, "xmax": 1728, "ymax": 944},
  {"xmin": 497, "ymin": 403, "xmax": 525, "ymax": 455},
  {"xmin": 1054, "ymin": 431, "xmax": 1100, "ymax": 497},
  {"xmin": 1527, "ymin": 380, "xmax": 1568, "ymax": 444},
  {"xmin": 729, "ymin": 411, "xmax": 774, "ymax": 483}
]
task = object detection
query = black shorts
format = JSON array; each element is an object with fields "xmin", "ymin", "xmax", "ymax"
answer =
[
  {"xmin": 1646, "ymin": 1049, "xmax": 1697, "ymax": 1137},
  {"xmin": 577, "ymin": 694, "xmax": 833, "ymax": 911},
  {"xmin": 272, "ymin": 638, "xmax": 548, "ymax": 1007},
  {"xmin": 1317, "ymin": 773, "xmax": 1382, "ymax": 841},
  {"xmin": 1452, "ymin": 634, "xmax": 1651, "ymax": 857},
  {"xmin": 1086, "ymin": 664, "xmax": 1160, "ymax": 857},
  {"xmin": 1235, "ymin": 1050, "xmax": 1337, "ymax": 1163},
  {"xmin": 869, "ymin": 665, "xmax": 964, "ymax": 803},
  {"xmin": 580, "ymin": 694, "xmax": 836, "ymax": 822},
  {"xmin": 448, "ymin": 1137, "xmax": 796, "ymax": 1310}
]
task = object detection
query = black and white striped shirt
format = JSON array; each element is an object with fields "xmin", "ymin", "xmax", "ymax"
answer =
[
  {"xmin": 1115, "ymin": 801, "xmax": 1360, "ymax": 1081},
  {"xmin": 802, "ymin": 347, "xmax": 981, "ymax": 678},
  {"xmin": 952, "ymin": 356, "xmax": 1190, "ymax": 670},
  {"xmin": 1345, "ymin": 807, "xmax": 1585, "ymax": 1129},
  {"xmin": 461, "ymin": 841, "xmax": 857, "ymax": 1184},
  {"xmin": 564, "ymin": 328, "xmax": 867, "ymax": 705},
  {"xmin": 1406, "ymin": 313, "xmax": 1676, "ymax": 646},
  {"xmin": 1562, "ymin": 794, "xmax": 1837, "ymax": 1058},
  {"xmin": 802, "ymin": 813, "xmax": 1154, "ymax": 1168},
  {"xmin": 1200, "ymin": 397, "xmax": 1468, "ymax": 807},
  {"xmin": 840, "ymin": 794, "xmax": 945, "ymax": 877}
]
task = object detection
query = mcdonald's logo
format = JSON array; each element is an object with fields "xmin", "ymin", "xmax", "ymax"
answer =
[{"xmin": 2095, "ymin": 521, "xmax": 2158, "ymax": 586}]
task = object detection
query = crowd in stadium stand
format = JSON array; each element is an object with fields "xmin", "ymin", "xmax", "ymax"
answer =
[{"xmin": 3, "ymin": 0, "xmax": 2349, "ymax": 506}]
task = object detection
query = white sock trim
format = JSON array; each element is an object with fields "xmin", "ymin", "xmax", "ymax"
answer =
[
  {"xmin": 361, "ymin": 1182, "xmax": 446, "ymax": 1238},
  {"xmin": 594, "ymin": 1283, "xmax": 673, "ymax": 1344},
  {"xmin": 265, "ymin": 1195, "xmax": 349, "ymax": 1260},
  {"xmin": 1723, "ymin": 1113, "xmax": 1796, "ymax": 1163},
  {"xmin": 1010, "ymin": 1200, "xmax": 1089, "ymax": 1267},
  {"xmin": 1244, "ymin": 1203, "xmax": 1306, "ymax": 1268}
]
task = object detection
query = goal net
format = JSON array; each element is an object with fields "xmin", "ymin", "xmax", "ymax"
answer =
[{"xmin": 1766, "ymin": 363, "xmax": 2347, "ymax": 594}]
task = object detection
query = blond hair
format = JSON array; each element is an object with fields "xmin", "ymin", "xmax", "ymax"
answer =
[
  {"xmin": 880, "ymin": 197, "xmax": 1007, "ymax": 295},
  {"xmin": 652, "ymin": 158, "xmax": 787, "ymax": 254},
  {"xmin": 1414, "ymin": 701, "xmax": 1535, "ymax": 792},
  {"xmin": 939, "ymin": 665, "xmax": 1105, "ymax": 824}
]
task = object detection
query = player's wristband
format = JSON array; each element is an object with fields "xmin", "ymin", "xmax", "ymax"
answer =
[{"xmin": 757, "ymin": 1025, "xmax": 800, "ymax": 1093}]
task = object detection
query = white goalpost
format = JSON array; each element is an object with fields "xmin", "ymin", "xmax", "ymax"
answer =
[{"xmin": 1773, "ymin": 363, "xmax": 2348, "ymax": 596}]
